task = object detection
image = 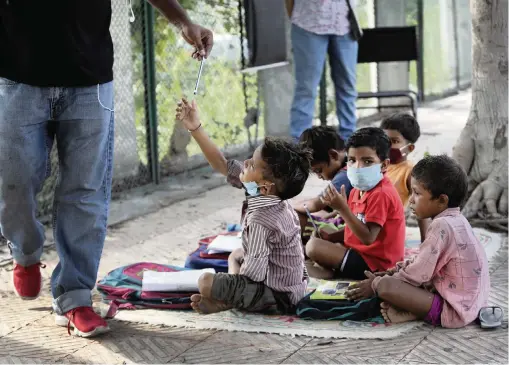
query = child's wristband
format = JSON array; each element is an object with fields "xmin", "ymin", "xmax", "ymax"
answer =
[{"xmin": 188, "ymin": 123, "xmax": 202, "ymax": 133}]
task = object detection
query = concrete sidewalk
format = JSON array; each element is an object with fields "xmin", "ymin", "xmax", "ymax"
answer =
[{"xmin": 0, "ymin": 90, "xmax": 507, "ymax": 364}]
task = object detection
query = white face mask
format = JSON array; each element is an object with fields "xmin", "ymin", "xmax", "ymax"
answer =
[{"xmin": 347, "ymin": 164, "xmax": 383, "ymax": 191}]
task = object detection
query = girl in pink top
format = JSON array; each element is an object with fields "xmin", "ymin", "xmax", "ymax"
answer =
[{"xmin": 344, "ymin": 155, "xmax": 490, "ymax": 328}]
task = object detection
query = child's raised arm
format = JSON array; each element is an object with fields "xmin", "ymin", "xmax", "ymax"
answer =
[{"xmin": 176, "ymin": 98, "xmax": 228, "ymax": 176}]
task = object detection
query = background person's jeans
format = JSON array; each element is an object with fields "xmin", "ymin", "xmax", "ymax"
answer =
[
  {"xmin": 0, "ymin": 79, "xmax": 114, "ymax": 315},
  {"xmin": 290, "ymin": 24, "xmax": 358, "ymax": 141}
]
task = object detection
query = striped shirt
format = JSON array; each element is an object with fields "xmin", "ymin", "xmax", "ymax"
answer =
[{"xmin": 227, "ymin": 160, "xmax": 308, "ymax": 305}]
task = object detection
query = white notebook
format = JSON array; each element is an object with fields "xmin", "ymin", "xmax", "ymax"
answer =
[
  {"xmin": 142, "ymin": 268, "xmax": 215, "ymax": 292},
  {"xmin": 207, "ymin": 234, "xmax": 242, "ymax": 253}
]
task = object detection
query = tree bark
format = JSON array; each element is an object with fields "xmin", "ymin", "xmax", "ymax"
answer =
[{"xmin": 452, "ymin": 0, "xmax": 508, "ymax": 220}]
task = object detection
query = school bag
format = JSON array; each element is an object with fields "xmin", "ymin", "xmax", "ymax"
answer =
[
  {"xmin": 184, "ymin": 227, "xmax": 242, "ymax": 273},
  {"xmin": 97, "ymin": 262, "xmax": 195, "ymax": 318},
  {"xmin": 296, "ymin": 292, "xmax": 384, "ymax": 322},
  {"xmin": 184, "ymin": 235, "xmax": 230, "ymax": 273}
]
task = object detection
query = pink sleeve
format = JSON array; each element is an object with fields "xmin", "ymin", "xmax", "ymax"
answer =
[{"xmin": 372, "ymin": 219, "xmax": 450, "ymax": 291}]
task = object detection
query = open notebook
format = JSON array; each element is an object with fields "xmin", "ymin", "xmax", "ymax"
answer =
[
  {"xmin": 310, "ymin": 280, "xmax": 357, "ymax": 300},
  {"xmin": 207, "ymin": 233, "xmax": 242, "ymax": 254},
  {"xmin": 142, "ymin": 268, "xmax": 215, "ymax": 292}
]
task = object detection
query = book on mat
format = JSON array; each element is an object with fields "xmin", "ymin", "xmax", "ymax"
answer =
[
  {"xmin": 310, "ymin": 280, "xmax": 357, "ymax": 300},
  {"xmin": 142, "ymin": 268, "xmax": 215, "ymax": 292},
  {"xmin": 207, "ymin": 234, "xmax": 242, "ymax": 253}
]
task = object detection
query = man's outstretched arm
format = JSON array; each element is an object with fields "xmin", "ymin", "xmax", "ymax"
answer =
[{"xmin": 147, "ymin": 0, "xmax": 214, "ymax": 58}]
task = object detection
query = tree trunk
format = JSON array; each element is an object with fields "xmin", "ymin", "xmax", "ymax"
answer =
[{"xmin": 452, "ymin": 0, "xmax": 508, "ymax": 220}]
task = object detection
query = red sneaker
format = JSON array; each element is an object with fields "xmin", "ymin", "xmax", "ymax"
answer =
[
  {"xmin": 55, "ymin": 307, "xmax": 110, "ymax": 338},
  {"xmin": 12, "ymin": 262, "xmax": 45, "ymax": 300}
]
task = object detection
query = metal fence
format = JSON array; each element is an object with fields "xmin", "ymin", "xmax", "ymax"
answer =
[
  {"xmin": 35, "ymin": 0, "xmax": 473, "ymax": 220},
  {"xmin": 36, "ymin": 0, "xmax": 258, "ymax": 220}
]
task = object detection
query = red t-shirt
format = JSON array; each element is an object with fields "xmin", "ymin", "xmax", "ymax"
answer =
[{"xmin": 344, "ymin": 175, "xmax": 405, "ymax": 271}]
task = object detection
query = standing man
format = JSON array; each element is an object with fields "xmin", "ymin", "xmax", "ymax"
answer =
[
  {"xmin": 0, "ymin": 0, "xmax": 213, "ymax": 337},
  {"xmin": 286, "ymin": 0, "xmax": 361, "ymax": 141}
]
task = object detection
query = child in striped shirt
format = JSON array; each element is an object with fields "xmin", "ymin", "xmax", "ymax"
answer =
[{"xmin": 176, "ymin": 98, "xmax": 310, "ymax": 315}]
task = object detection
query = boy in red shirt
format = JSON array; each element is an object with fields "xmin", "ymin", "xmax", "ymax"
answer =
[{"xmin": 306, "ymin": 127, "xmax": 405, "ymax": 279}]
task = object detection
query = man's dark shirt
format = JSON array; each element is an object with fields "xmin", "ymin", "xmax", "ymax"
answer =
[{"xmin": 0, "ymin": 0, "xmax": 114, "ymax": 87}]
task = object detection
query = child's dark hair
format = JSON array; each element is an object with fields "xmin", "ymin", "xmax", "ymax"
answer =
[
  {"xmin": 299, "ymin": 126, "xmax": 345, "ymax": 164},
  {"xmin": 380, "ymin": 113, "xmax": 421, "ymax": 143},
  {"xmin": 411, "ymin": 155, "xmax": 468, "ymax": 208},
  {"xmin": 261, "ymin": 137, "xmax": 312, "ymax": 200},
  {"xmin": 346, "ymin": 127, "xmax": 391, "ymax": 161}
]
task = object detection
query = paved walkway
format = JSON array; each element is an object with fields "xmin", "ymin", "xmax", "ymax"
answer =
[{"xmin": 0, "ymin": 90, "xmax": 507, "ymax": 364}]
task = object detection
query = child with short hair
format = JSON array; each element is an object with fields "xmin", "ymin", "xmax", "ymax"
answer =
[
  {"xmin": 294, "ymin": 126, "xmax": 353, "ymax": 241},
  {"xmin": 381, "ymin": 113, "xmax": 430, "ymax": 241},
  {"xmin": 176, "ymin": 98, "xmax": 310, "ymax": 315},
  {"xmin": 345, "ymin": 155, "xmax": 490, "ymax": 328},
  {"xmin": 306, "ymin": 127, "xmax": 406, "ymax": 280}
]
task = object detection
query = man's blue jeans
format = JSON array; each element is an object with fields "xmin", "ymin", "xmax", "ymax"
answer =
[
  {"xmin": 0, "ymin": 78, "xmax": 114, "ymax": 315},
  {"xmin": 290, "ymin": 24, "xmax": 358, "ymax": 141}
]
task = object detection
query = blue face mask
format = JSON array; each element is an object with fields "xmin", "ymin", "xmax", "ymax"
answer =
[
  {"xmin": 242, "ymin": 181, "xmax": 261, "ymax": 196},
  {"xmin": 242, "ymin": 181, "xmax": 274, "ymax": 197},
  {"xmin": 347, "ymin": 164, "xmax": 383, "ymax": 191}
]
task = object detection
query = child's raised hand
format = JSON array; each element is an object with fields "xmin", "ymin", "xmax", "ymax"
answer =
[
  {"xmin": 176, "ymin": 98, "xmax": 200, "ymax": 131},
  {"xmin": 320, "ymin": 183, "xmax": 348, "ymax": 212},
  {"xmin": 345, "ymin": 271, "xmax": 376, "ymax": 301}
]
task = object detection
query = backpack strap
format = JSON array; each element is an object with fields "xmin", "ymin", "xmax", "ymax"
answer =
[
  {"xmin": 105, "ymin": 300, "xmax": 137, "ymax": 319},
  {"xmin": 345, "ymin": 0, "xmax": 363, "ymax": 41}
]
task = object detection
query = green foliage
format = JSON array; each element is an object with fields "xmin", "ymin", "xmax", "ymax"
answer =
[{"xmin": 130, "ymin": 0, "xmax": 255, "ymax": 164}]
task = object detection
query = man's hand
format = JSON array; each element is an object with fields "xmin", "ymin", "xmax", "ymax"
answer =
[
  {"xmin": 181, "ymin": 23, "xmax": 214, "ymax": 60},
  {"xmin": 176, "ymin": 98, "xmax": 200, "ymax": 130},
  {"xmin": 147, "ymin": 0, "xmax": 213, "ymax": 59},
  {"xmin": 345, "ymin": 271, "xmax": 376, "ymax": 301},
  {"xmin": 320, "ymin": 184, "xmax": 348, "ymax": 212}
]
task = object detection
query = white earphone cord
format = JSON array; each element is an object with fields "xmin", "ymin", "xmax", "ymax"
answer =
[
  {"xmin": 96, "ymin": 0, "xmax": 135, "ymax": 112},
  {"xmin": 97, "ymin": 84, "xmax": 115, "ymax": 112},
  {"xmin": 129, "ymin": 0, "xmax": 135, "ymax": 23}
]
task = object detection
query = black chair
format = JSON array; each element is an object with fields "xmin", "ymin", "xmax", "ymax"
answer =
[{"xmin": 357, "ymin": 26, "xmax": 421, "ymax": 117}]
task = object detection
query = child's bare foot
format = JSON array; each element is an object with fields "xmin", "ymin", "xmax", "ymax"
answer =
[
  {"xmin": 190, "ymin": 294, "xmax": 233, "ymax": 314},
  {"xmin": 380, "ymin": 302, "xmax": 419, "ymax": 323}
]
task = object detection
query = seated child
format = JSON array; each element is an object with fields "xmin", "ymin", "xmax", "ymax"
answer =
[
  {"xmin": 176, "ymin": 98, "xmax": 310, "ymax": 315},
  {"xmin": 306, "ymin": 127, "xmax": 405, "ymax": 280},
  {"xmin": 294, "ymin": 126, "xmax": 353, "ymax": 242},
  {"xmin": 345, "ymin": 155, "xmax": 490, "ymax": 328},
  {"xmin": 381, "ymin": 113, "xmax": 430, "ymax": 241}
]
